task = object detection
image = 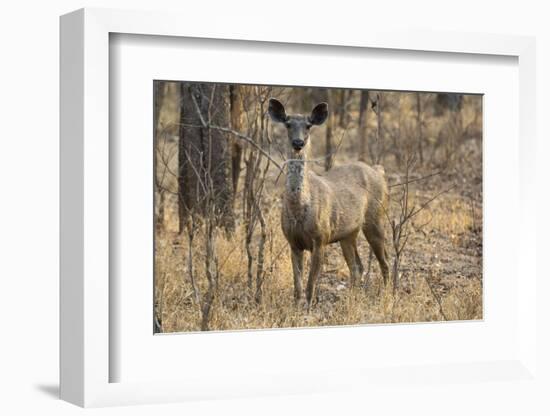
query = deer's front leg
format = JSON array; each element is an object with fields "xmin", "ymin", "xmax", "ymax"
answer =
[
  {"xmin": 306, "ymin": 242, "xmax": 325, "ymax": 306},
  {"xmin": 291, "ymin": 246, "xmax": 304, "ymax": 300}
]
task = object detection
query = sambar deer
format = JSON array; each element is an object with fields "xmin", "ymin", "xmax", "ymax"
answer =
[{"xmin": 268, "ymin": 98, "xmax": 390, "ymax": 306}]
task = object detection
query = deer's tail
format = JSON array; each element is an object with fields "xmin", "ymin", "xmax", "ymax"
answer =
[{"xmin": 373, "ymin": 164, "xmax": 389, "ymax": 209}]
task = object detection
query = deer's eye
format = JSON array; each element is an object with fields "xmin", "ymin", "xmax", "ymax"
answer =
[{"xmin": 306, "ymin": 124, "xmax": 312, "ymax": 130}]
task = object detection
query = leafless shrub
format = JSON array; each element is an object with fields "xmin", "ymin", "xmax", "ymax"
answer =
[
  {"xmin": 241, "ymin": 87, "xmax": 272, "ymax": 303},
  {"xmin": 387, "ymin": 152, "xmax": 455, "ymax": 316}
]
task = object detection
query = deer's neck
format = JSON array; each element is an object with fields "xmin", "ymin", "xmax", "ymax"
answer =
[{"xmin": 285, "ymin": 154, "xmax": 310, "ymax": 210}]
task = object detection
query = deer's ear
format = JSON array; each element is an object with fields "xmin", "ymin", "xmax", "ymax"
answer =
[
  {"xmin": 309, "ymin": 102, "xmax": 329, "ymax": 125},
  {"xmin": 268, "ymin": 98, "xmax": 287, "ymax": 123}
]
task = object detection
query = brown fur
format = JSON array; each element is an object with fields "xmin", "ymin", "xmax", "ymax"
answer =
[{"xmin": 269, "ymin": 98, "xmax": 390, "ymax": 305}]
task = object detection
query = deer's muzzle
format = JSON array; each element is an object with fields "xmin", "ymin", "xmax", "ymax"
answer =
[{"xmin": 292, "ymin": 139, "xmax": 305, "ymax": 150}]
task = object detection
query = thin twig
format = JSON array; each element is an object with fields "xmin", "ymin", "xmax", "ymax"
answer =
[
  {"xmin": 388, "ymin": 170, "xmax": 444, "ymax": 188},
  {"xmin": 423, "ymin": 271, "xmax": 449, "ymax": 321}
]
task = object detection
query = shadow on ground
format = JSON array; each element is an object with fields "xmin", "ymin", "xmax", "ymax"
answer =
[{"xmin": 34, "ymin": 384, "xmax": 59, "ymax": 399}]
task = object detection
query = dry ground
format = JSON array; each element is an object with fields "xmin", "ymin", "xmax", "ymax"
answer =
[{"xmin": 155, "ymin": 156, "xmax": 482, "ymax": 332}]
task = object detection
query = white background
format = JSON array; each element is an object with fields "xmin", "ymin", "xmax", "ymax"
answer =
[{"xmin": 1, "ymin": 1, "xmax": 548, "ymax": 415}]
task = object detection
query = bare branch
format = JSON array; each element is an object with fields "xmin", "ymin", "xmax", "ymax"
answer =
[{"xmin": 388, "ymin": 170, "xmax": 443, "ymax": 188}]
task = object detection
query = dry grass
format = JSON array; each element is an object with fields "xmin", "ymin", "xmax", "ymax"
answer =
[{"xmin": 155, "ymin": 188, "xmax": 482, "ymax": 333}]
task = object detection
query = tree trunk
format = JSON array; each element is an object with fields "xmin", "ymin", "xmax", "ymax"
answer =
[
  {"xmin": 178, "ymin": 83, "xmax": 235, "ymax": 232},
  {"xmin": 154, "ymin": 81, "xmax": 163, "ymax": 129},
  {"xmin": 338, "ymin": 89, "xmax": 346, "ymax": 128},
  {"xmin": 154, "ymin": 81, "xmax": 165, "ymax": 232},
  {"xmin": 373, "ymin": 93, "xmax": 383, "ymax": 164},
  {"xmin": 312, "ymin": 88, "xmax": 333, "ymax": 171},
  {"xmin": 325, "ymin": 112, "xmax": 334, "ymax": 171},
  {"xmin": 416, "ymin": 92, "xmax": 424, "ymax": 165},
  {"xmin": 178, "ymin": 83, "xmax": 200, "ymax": 233},
  {"xmin": 229, "ymin": 85, "xmax": 244, "ymax": 199},
  {"xmin": 206, "ymin": 84, "xmax": 235, "ymax": 231},
  {"xmin": 358, "ymin": 90, "xmax": 369, "ymax": 162}
]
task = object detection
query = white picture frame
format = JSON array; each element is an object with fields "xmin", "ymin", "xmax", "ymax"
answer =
[{"xmin": 60, "ymin": 7, "xmax": 538, "ymax": 408}]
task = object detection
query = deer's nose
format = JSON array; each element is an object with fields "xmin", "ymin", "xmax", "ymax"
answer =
[{"xmin": 292, "ymin": 139, "xmax": 305, "ymax": 150}]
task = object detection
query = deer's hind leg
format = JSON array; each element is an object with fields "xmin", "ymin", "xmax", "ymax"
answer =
[
  {"xmin": 290, "ymin": 246, "xmax": 304, "ymax": 300},
  {"xmin": 363, "ymin": 221, "xmax": 390, "ymax": 286},
  {"xmin": 354, "ymin": 246, "xmax": 365, "ymax": 278},
  {"xmin": 340, "ymin": 234, "xmax": 363, "ymax": 287},
  {"xmin": 306, "ymin": 241, "xmax": 325, "ymax": 307}
]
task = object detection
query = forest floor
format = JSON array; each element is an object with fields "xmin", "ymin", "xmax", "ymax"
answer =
[{"xmin": 155, "ymin": 140, "xmax": 483, "ymax": 332}]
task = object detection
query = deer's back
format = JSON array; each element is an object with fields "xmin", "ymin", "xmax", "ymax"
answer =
[
  {"xmin": 321, "ymin": 161, "xmax": 387, "ymax": 205},
  {"xmin": 320, "ymin": 161, "xmax": 388, "ymax": 237},
  {"xmin": 304, "ymin": 162, "xmax": 388, "ymax": 245}
]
